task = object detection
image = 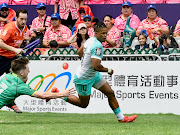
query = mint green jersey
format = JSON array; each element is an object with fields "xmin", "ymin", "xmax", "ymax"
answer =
[{"xmin": 0, "ymin": 73, "xmax": 36, "ymax": 108}]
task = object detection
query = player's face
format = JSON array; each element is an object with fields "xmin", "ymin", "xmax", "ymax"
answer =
[
  {"xmin": 122, "ymin": 6, "xmax": 132, "ymax": 17},
  {"xmin": 96, "ymin": 28, "xmax": 107, "ymax": 42},
  {"xmin": 148, "ymin": 9, "xmax": 157, "ymax": 20},
  {"xmin": 104, "ymin": 16, "xmax": 112, "ymax": 29},
  {"xmin": 20, "ymin": 65, "xmax": 30, "ymax": 83},
  {"xmin": 16, "ymin": 13, "xmax": 28, "ymax": 28},
  {"xmin": 51, "ymin": 19, "xmax": 61, "ymax": 27}
]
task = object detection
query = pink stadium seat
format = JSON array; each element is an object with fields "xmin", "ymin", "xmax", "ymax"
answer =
[
  {"xmin": 85, "ymin": 0, "xmax": 105, "ymax": 4},
  {"xmin": 165, "ymin": 0, "xmax": 180, "ymax": 3},
  {"xmin": 29, "ymin": 0, "xmax": 48, "ymax": 5},
  {"xmin": 126, "ymin": 0, "xmax": 144, "ymax": 4},
  {"xmin": 145, "ymin": 0, "xmax": 164, "ymax": 3},
  {"xmin": 10, "ymin": 0, "xmax": 29, "ymax": 5},
  {"xmin": 0, "ymin": 1, "xmax": 10, "ymax": 5},
  {"xmin": 107, "ymin": 0, "xmax": 124, "ymax": 4}
]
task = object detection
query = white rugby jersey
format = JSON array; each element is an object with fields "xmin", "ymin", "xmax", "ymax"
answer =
[{"xmin": 76, "ymin": 37, "xmax": 103, "ymax": 80}]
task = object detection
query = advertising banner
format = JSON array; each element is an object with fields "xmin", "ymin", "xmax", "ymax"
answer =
[{"xmin": 1, "ymin": 61, "xmax": 179, "ymax": 114}]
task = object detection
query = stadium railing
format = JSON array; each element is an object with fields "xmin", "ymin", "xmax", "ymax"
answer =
[
  {"xmin": 28, "ymin": 48, "xmax": 179, "ymax": 61},
  {"xmin": 167, "ymin": 53, "xmax": 180, "ymax": 61},
  {"xmin": 39, "ymin": 54, "xmax": 162, "ymax": 61}
]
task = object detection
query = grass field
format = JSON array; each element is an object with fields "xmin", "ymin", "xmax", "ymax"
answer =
[{"xmin": 0, "ymin": 111, "xmax": 179, "ymax": 135}]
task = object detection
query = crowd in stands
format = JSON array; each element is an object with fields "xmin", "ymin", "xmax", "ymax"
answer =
[
  {"xmin": 0, "ymin": 1, "xmax": 180, "ymax": 55},
  {"xmin": 1, "ymin": 0, "xmax": 180, "ymax": 5}
]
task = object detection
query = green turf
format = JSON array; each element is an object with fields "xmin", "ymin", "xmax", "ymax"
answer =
[{"xmin": 0, "ymin": 111, "xmax": 179, "ymax": 135}]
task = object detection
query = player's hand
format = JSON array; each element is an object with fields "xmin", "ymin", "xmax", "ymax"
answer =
[
  {"xmin": 108, "ymin": 68, "xmax": 114, "ymax": 75},
  {"xmin": 14, "ymin": 48, "xmax": 23, "ymax": 56},
  {"xmin": 61, "ymin": 88, "xmax": 76, "ymax": 97}
]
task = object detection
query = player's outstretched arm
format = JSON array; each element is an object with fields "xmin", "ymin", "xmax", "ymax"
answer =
[
  {"xmin": 91, "ymin": 58, "xmax": 113, "ymax": 75},
  {"xmin": 32, "ymin": 88, "xmax": 76, "ymax": 99},
  {"xmin": 0, "ymin": 39, "xmax": 23, "ymax": 55}
]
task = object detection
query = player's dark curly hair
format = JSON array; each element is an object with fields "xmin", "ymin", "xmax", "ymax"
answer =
[
  {"xmin": 11, "ymin": 57, "xmax": 29, "ymax": 74},
  {"xmin": 94, "ymin": 22, "xmax": 107, "ymax": 32}
]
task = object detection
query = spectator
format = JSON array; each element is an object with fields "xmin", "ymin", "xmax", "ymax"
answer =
[
  {"xmin": 54, "ymin": 0, "xmax": 83, "ymax": 29},
  {"xmin": 135, "ymin": 32, "xmax": 158, "ymax": 50},
  {"xmin": 102, "ymin": 15, "xmax": 121, "ymax": 48},
  {"xmin": 114, "ymin": 1, "xmax": 140, "ymax": 35},
  {"xmin": 75, "ymin": 5, "xmax": 94, "ymax": 30},
  {"xmin": 158, "ymin": 34, "xmax": 171, "ymax": 55},
  {"xmin": 137, "ymin": 5, "xmax": 169, "ymax": 37},
  {"xmin": 44, "ymin": 40, "xmax": 59, "ymax": 55},
  {"xmin": 174, "ymin": 19, "xmax": 180, "ymax": 37},
  {"xmin": 0, "ymin": 9, "xmax": 30, "ymax": 113},
  {"xmin": 43, "ymin": 13, "xmax": 72, "ymax": 48},
  {"xmin": 92, "ymin": 17, "xmax": 99, "ymax": 27},
  {"xmin": 30, "ymin": 3, "xmax": 51, "ymax": 38},
  {"xmin": 67, "ymin": 23, "xmax": 89, "ymax": 49},
  {"xmin": 83, "ymin": 14, "xmax": 94, "ymax": 37},
  {"xmin": 0, "ymin": 3, "xmax": 16, "ymax": 34}
]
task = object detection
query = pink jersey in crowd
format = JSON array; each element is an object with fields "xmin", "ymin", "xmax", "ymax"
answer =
[
  {"xmin": 145, "ymin": 0, "xmax": 164, "ymax": 3},
  {"xmin": 55, "ymin": 0, "xmax": 79, "ymax": 20},
  {"xmin": 114, "ymin": 13, "xmax": 141, "ymax": 33},
  {"xmin": 107, "ymin": 0, "xmax": 123, "ymax": 4},
  {"xmin": 174, "ymin": 19, "xmax": 180, "ymax": 34},
  {"xmin": 30, "ymin": 0, "xmax": 48, "ymax": 5},
  {"xmin": 43, "ymin": 24, "xmax": 72, "ymax": 42},
  {"xmin": 127, "ymin": 0, "xmax": 144, "ymax": 4},
  {"xmin": 10, "ymin": 0, "xmax": 29, "ymax": 5},
  {"xmin": 102, "ymin": 26, "xmax": 121, "ymax": 48},
  {"xmin": 88, "ymin": 26, "xmax": 94, "ymax": 37},
  {"xmin": 137, "ymin": 17, "xmax": 169, "ymax": 37},
  {"xmin": 166, "ymin": 0, "xmax": 180, "ymax": 3},
  {"xmin": 86, "ymin": 0, "xmax": 105, "ymax": 4},
  {"xmin": 30, "ymin": 14, "xmax": 51, "ymax": 34}
]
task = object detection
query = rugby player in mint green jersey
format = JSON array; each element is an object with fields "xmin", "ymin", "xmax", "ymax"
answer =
[
  {"xmin": 0, "ymin": 57, "xmax": 75, "ymax": 111},
  {"xmin": 54, "ymin": 22, "xmax": 137, "ymax": 123}
]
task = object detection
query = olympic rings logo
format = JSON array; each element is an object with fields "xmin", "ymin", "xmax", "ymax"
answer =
[{"xmin": 28, "ymin": 72, "xmax": 71, "ymax": 92}]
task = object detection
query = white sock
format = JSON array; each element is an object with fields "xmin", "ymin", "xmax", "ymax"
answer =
[
  {"xmin": 116, "ymin": 112, "xmax": 124, "ymax": 121},
  {"xmin": 113, "ymin": 107, "xmax": 124, "ymax": 121}
]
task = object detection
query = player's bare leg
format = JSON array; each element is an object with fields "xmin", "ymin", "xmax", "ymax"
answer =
[
  {"xmin": 98, "ymin": 82, "xmax": 137, "ymax": 123},
  {"xmin": 66, "ymin": 95, "xmax": 90, "ymax": 108}
]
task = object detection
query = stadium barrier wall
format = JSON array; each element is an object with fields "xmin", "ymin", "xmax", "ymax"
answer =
[{"xmin": 1, "ymin": 61, "xmax": 179, "ymax": 114}]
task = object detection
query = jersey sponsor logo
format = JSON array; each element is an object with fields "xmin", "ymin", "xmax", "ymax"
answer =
[
  {"xmin": 95, "ymin": 47, "xmax": 101, "ymax": 56},
  {"xmin": 2, "ymin": 30, "xmax": 7, "ymax": 36},
  {"xmin": 14, "ymin": 40, "xmax": 23, "ymax": 47}
]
